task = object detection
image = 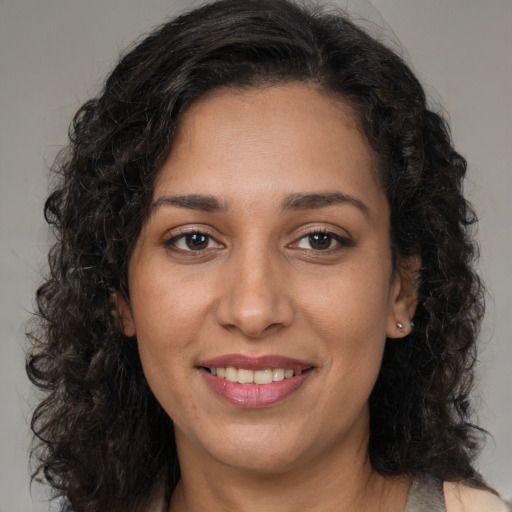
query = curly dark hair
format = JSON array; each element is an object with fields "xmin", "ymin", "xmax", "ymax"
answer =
[{"xmin": 27, "ymin": 0, "xmax": 487, "ymax": 510}]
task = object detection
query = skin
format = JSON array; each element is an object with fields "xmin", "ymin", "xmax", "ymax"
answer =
[
  {"xmin": 118, "ymin": 83, "xmax": 419, "ymax": 512},
  {"xmin": 444, "ymin": 483, "xmax": 510, "ymax": 512}
]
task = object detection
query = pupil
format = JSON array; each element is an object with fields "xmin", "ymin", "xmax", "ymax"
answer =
[
  {"xmin": 310, "ymin": 233, "xmax": 331, "ymax": 250},
  {"xmin": 186, "ymin": 233, "xmax": 208, "ymax": 250}
]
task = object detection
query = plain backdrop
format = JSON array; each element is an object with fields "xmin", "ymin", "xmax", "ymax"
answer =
[{"xmin": 0, "ymin": 0, "xmax": 510, "ymax": 510}]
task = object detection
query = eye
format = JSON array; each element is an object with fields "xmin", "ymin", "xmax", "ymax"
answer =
[
  {"xmin": 165, "ymin": 231, "xmax": 222, "ymax": 252},
  {"xmin": 295, "ymin": 231, "xmax": 348, "ymax": 251}
]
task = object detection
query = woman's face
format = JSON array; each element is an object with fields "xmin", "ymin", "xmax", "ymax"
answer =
[{"xmin": 119, "ymin": 84, "xmax": 415, "ymax": 474}]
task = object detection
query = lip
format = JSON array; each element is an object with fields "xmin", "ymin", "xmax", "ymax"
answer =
[
  {"xmin": 200, "ymin": 368, "xmax": 312, "ymax": 407},
  {"xmin": 198, "ymin": 354, "xmax": 314, "ymax": 408},
  {"xmin": 199, "ymin": 354, "xmax": 312, "ymax": 371}
]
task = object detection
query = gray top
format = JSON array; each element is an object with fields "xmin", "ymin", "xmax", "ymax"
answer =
[
  {"xmin": 403, "ymin": 475, "xmax": 512, "ymax": 512},
  {"xmin": 403, "ymin": 475, "xmax": 447, "ymax": 512},
  {"xmin": 151, "ymin": 475, "xmax": 512, "ymax": 512}
]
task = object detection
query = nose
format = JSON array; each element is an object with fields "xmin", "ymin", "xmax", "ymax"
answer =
[{"xmin": 215, "ymin": 247, "xmax": 294, "ymax": 339}]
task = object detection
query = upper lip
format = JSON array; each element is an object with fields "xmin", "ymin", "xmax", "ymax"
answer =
[{"xmin": 198, "ymin": 354, "xmax": 314, "ymax": 371}]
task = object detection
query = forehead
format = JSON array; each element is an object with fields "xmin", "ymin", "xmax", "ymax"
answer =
[{"xmin": 155, "ymin": 83, "xmax": 383, "ymax": 211}]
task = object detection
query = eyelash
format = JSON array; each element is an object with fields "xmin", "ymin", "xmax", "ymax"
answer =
[
  {"xmin": 293, "ymin": 229, "xmax": 351, "ymax": 252},
  {"xmin": 164, "ymin": 228, "xmax": 351, "ymax": 254},
  {"xmin": 164, "ymin": 230, "xmax": 223, "ymax": 252}
]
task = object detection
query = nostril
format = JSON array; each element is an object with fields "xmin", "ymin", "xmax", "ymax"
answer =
[{"xmin": 262, "ymin": 322, "xmax": 282, "ymax": 334}]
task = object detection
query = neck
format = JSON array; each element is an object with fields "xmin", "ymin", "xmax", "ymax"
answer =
[{"xmin": 168, "ymin": 430, "xmax": 409, "ymax": 512}]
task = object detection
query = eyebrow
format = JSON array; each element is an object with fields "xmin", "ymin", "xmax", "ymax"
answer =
[
  {"xmin": 281, "ymin": 192, "xmax": 370, "ymax": 216},
  {"xmin": 151, "ymin": 191, "xmax": 370, "ymax": 216},
  {"xmin": 152, "ymin": 194, "xmax": 227, "ymax": 213}
]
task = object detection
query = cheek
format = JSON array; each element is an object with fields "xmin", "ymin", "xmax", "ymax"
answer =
[
  {"xmin": 298, "ymin": 261, "xmax": 393, "ymax": 340},
  {"xmin": 130, "ymin": 265, "xmax": 211, "ymax": 347},
  {"xmin": 295, "ymin": 263, "xmax": 391, "ymax": 391},
  {"xmin": 128, "ymin": 268, "xmax": 209, "ymax": 405}
]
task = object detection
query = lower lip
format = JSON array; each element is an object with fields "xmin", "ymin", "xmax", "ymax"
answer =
[{"xmin": 200, "ymin": 368, "xmax": 312, "ymax": 407}]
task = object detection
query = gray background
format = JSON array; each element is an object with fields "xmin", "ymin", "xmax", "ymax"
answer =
[{"xmin": 1, "ymin": 0, "xmax": 510, "ymax": 510}]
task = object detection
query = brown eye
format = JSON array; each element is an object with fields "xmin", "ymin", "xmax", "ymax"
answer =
[
  {"xmin": 294, "ymin": 230, "xmax": 351, "ymax": 252},
  {"xmin": 185, "ymin": 233, "xmax": 209, "ymax": 250},
  {"xmin": 165, "ymin": 231, "xmax": 221, "ymax": 252},
  {"xmin": 308, "ymin": 232, "xmax": 332, "ymax": 250}
]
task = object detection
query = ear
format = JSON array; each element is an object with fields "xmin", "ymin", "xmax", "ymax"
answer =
[
  {"xmin": 110, "ymin": 292, "xmax": 136, "ymax": 337},
  {"xmin": 386, "ymin": 255, "xmax": 421, "ymax": 339}
]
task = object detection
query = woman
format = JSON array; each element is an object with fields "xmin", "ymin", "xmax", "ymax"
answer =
[{"xmin": 26, "ymin": 1, "xmax": 510, "ymax": 511}]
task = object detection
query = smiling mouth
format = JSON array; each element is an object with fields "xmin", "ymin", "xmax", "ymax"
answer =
[
  {"xmin": 203, "ymin": 367, "xmax": 312, "ymax": 384},
  {"xmin": 199, "ymin": 358, "xmax": 315, "ymax": 406}
]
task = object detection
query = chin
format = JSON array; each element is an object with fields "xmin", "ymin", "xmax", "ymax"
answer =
[
  {"xmin": 180, "ymin": 421, "xmax": 315, "ymax": 475},
  {"xmin": 213, "ymin": 444, "xmax": 307, "ymax": 475}
]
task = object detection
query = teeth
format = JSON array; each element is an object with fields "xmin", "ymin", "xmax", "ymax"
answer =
[
  {"xmin": 254, "ymin": 369, "xmax": 273, "ymax": 384},
  {"xmin": 225, "ymin": 367, "xmax": 237, "ymax": 383},
  {"xmin": 208, "ymin": 367, "xmax": 305, "ymax": 384},
  {"xmin": 272, "ymin": 369, "xmax": 284, "ymax": 382},
  {"xmin": 237, "ymin": 368, "xmax": 254, "ymax": 384}
]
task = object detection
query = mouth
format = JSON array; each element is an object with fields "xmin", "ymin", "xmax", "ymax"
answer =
[
  {"xmin": 198, "ymin": 355, "xmax": 315, "ymax": 407},
  {"xmin": 202, "ymin": 366, "xmax": 310, "ymax": 384}
]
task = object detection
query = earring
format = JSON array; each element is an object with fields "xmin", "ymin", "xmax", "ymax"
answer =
[
  {"xmin": 409, "ymin": 320, "xmax": 415, "ymax": 331},
  {"xmin": 396, "ymin": 322, "xmax": 404, "ymax": 330}
]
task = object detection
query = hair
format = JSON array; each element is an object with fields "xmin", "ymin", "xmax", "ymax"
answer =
[{"xmin": 27, "ymin": 0, "xmax": 487, "ymax": 511}]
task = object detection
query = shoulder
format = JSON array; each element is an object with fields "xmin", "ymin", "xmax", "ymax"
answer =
[{"xmin": 444, "ymin": 482, "xmax": 510, "ymax": 512}]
